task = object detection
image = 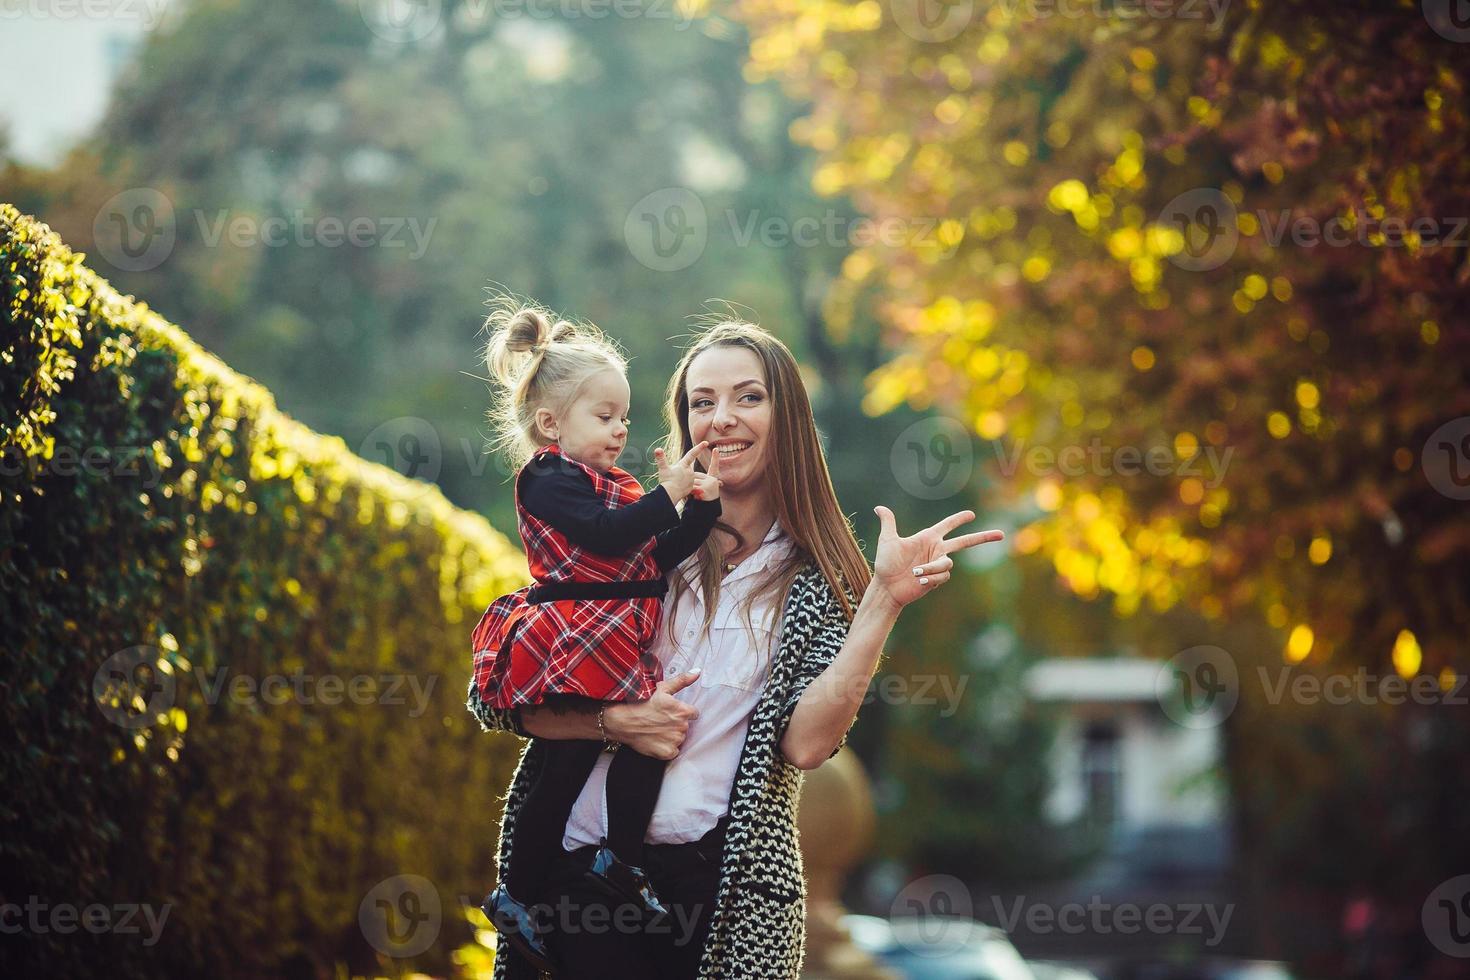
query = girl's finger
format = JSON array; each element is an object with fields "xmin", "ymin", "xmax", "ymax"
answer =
[
  {"xmin": 916, "ymin": 571, "xmax": 951, "ymax": 588},
  {"xmin": 679, "ymin": 441, "xmax": 709, "ymax": 467}
]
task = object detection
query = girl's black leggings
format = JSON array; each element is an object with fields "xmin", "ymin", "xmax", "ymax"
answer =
[{"xmin": 504, "ymin": 700, "xmax": 667, "ymax": 901}]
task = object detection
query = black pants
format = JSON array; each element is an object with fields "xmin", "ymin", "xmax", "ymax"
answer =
[
  {"xmin": 543, "ymin": 816, "xmax": 729, "ymax": 979},
  {"xmin": 505, "ymin": 709, "xmax": 668, "ymax": 902}
]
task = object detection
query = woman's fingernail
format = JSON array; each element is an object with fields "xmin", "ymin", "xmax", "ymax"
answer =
[
  {"xmin": 913, "ymin": 567, "xmax": 924, "ymax": 576},
  {"xmin": 919, "ymin": 577, "xmax": 930, "ymax": 585}
]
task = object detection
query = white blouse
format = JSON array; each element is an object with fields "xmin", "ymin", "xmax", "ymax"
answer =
[{"xmin": 563, "ymin": 519, "xmax": 793, "ymax": 848}]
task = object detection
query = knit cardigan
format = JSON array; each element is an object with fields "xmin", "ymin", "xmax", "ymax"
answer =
[{"xmin": 466, "ymin": 562, "xmax": 857, "ymax": 980}]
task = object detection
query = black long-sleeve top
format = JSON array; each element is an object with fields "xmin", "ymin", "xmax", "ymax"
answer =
[{"xmin": 518, "ymin": 455, "xmax": 720, "ymax": 573}]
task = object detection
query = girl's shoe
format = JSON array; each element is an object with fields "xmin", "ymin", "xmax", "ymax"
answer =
[
  {"xmin": 481, "ymin": 886, "xmax": 555, "ymax": 973},
  {"xmin": 585, "ymin": 841, "xmax": 670, "ymax": 917}
]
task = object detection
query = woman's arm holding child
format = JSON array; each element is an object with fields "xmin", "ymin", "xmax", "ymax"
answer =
[{"xmin": 519, "ymin": 672, "xmax": 704, "ymax": 759}]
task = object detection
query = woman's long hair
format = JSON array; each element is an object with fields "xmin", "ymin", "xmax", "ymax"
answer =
[{"xmin": 663, "ymin": 318, "xmax": 871, "ymax": 630}]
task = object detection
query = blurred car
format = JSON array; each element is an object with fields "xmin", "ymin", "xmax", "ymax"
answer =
[
  {"xmin": 841, "ymin": 913, "xmax": 1039, "ymax": 980},
  {"xmin": 1028, "ymin": 963, "xmax": 1103, "ymax": 980},
  {"xmin": 1104, "ymin": 959, "xmax": 1296, "ymax": 980}
]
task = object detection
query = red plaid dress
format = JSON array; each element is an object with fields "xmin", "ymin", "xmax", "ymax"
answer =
[{"xmin": 471, "ymin": 445, "xmax": 665, "ymax": 709}]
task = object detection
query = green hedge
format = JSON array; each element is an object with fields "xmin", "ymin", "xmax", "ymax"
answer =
[{"xmin": 1, "ymin": 204, "xmax": 528, "ymax": 977}]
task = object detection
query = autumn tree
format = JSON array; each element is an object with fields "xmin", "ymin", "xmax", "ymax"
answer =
[{"xmin": 728, "ymin": 0, "xmax": 1469, "ymax": 678}]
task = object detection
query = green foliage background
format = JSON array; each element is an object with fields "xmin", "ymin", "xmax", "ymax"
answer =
[{"xmin": 1, "ymin": 204, "xmax": 528, "ymax": 977}]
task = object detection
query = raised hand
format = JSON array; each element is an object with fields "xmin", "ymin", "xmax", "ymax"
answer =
[
  {"xmin": 690, "ymin": 445, "xmax": 721, "ymax": 501},
  {"xmin": 654, "ymin": 441, "xmax": 708, "ymax": 503},
  {"xmin": 871, "ymin": 505, "xmax": 1005, "ymax": 610}
]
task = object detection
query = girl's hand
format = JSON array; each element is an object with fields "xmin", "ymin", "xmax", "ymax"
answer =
[
  {"xmin": 654, "ymin": 442, "xmax": 707, "ymax": 503},
  {"xmin": 690, "ymin": 446, "xmax": 721, "ymax": 501},
  {"xmin": 869, "ymin": 505, "xmax": 1005, "ymax": 611},
  {"xmin": 601, "ymin": 672, "xmax": 702, "ymax": 760}
]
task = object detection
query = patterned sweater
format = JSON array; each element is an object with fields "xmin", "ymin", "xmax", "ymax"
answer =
[{"xmin": 466, "ymin": 563, "xmax": 857, "ymax": 979}]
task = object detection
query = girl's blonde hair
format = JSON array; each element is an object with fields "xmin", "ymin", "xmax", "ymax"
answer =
[
  {"xmin": 481, "ymin": 297, "xmax": 626, "ymax": 471},
  {"xmin": 663, "ymin": 317, "xmax": 872, "ymax": 630}
]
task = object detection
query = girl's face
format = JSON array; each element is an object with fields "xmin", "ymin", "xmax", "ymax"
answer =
[
  {"xmin": 538, "ymin": 368, "xmax": 630, "ymax": 472},
  {"xmin": 685, "ymin": 346, "xmax": 772, "ymax": 495}
]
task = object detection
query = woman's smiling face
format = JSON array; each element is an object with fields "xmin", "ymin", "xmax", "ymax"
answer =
[{"xmin": 685, "ymin": 345, "xmax": 771, "ymax": 494}]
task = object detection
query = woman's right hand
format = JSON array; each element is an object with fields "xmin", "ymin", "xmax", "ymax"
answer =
[{"xmin": 603, "ymin": 671, "xmax": 701, "ymax": 760}]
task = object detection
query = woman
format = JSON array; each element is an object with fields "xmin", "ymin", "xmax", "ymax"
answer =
[{"xmin": 467, "ymin": 320, "xmax": 1004, "ymax": 979}]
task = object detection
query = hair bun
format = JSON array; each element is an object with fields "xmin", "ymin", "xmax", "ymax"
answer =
[{"xmin": 503, "ymin": 308, "xmax": 553, "ymax": 355}]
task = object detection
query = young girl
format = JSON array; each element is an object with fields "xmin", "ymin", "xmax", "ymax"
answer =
[{"xmin": 471, "ymin": 302, "xmax": 722, "ymax": 972}]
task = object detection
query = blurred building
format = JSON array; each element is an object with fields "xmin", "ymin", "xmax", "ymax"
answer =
[
  {"xmin": 1014, "ymin": 657, "xmax": 1237, "ymax": 960},
  {"xmin": 0, "ymin": 3, "xmax": 173, "ymax": 165}
]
